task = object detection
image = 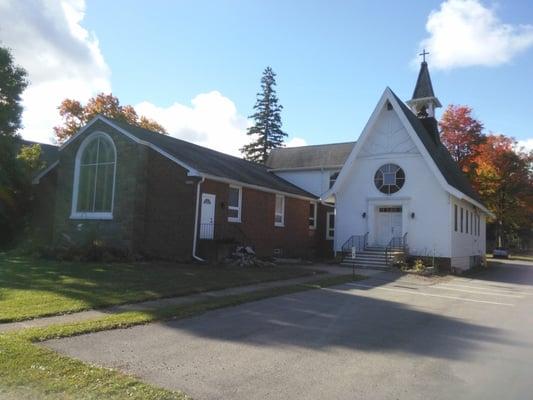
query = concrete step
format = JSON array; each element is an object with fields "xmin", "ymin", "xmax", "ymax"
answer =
[{"xmin": 343, "ymin": 258, "xmax": 389, "ymax": 266}]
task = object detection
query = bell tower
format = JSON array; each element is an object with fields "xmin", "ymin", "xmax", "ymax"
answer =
[{"xmin": 407, "ymin": 50, "xmax": 442, "ymax": 141}]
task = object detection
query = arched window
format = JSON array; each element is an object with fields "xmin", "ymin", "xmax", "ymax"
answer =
[{"xmin": 71, "ymin": 132, "xmax": 116, "ymax": 219}]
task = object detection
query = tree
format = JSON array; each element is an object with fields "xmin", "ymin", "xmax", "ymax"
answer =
[
  {"xmin": 439, "ymin": 105, "xmax": 485, "ymax": 172},
  {"xmin": 0, "ymin": 46, "xmax": 30, "ymax": 246},
  {"xmin": 472, "ymin": 135, "xmax": 533, "ymax": 248},
  {"xmin": 241, "ymin": 67, "xmax": 287, "ymax": 163},
  {"xmin": 54, "ymin": 93, "xmax": 167, "ymax": 143}
]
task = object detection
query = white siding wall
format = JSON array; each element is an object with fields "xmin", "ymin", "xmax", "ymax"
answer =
[
  {"xmin": 450, "ymin": 197, "xmax": 486, "ymax": 271},
  {"xmin": 275, "ymin": 169, "xmax": 338, "ymax": 197},
  {"xmin": 334, "ymin": 104, "xmax": 452, "ymax": 258}
]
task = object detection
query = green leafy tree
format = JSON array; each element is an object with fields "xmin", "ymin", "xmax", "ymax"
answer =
[
  {"xmin": 0, "ymin": 46, "xmax": 29, "ymax": 246},
  {"xmin": 241, "ymin": 67, "xmax": 287, "ymax": 163}
]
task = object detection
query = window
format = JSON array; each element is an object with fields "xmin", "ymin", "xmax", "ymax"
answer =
[
  {"xmin": 471, "ymin": 213, "xmax": 473, "ymax": 235},
  {"xmin": 274, "ymin": 195, "xmax": 285, "ymax": 227},
  {"xmin": 326, "ymin": 211, "xmax": 335, "ymax": 240},
  {"xmin": 309, "ymin": 202, "xmax": 317, "ymax": 229},
  {"xmin": 71, "ymin": 132, "xmax": 116, "ymax": 219},
  {"xmin": 329, "ymin": 172, "xmax": 339, "ymax": 189},
  {"xmin": 454, "ymin": 204, "xmax": 458, "ymax": 231},
  {"xmin": 478, "ymin": 215, "xmax": 481, "ymax": 236},
  {"xmin": 460, "ymin": 207, "xmax": 464, "ymax": 233},
  {"xmin": 227, "ymin": 186, "xmax": 242, "ymax": 222},
  {"xmin": 466, "ymin": 210, "xmax": 469, "ymax": 234},
  {"xmin": 374, "ymin": 164, "xmax": 405, "ymax": 194}
]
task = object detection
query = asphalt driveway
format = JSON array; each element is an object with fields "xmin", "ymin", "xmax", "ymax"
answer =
[{"xmin": 45, "ymin": 260, "xmax": 533, "ymax": 400}]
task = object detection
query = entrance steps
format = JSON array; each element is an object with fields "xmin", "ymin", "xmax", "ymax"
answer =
[{"xmin": 341, "ymin": 246, "xmax": 404, "ymax": 270}]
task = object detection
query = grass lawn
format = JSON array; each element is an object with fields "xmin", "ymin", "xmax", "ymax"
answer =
[
  {"xmin": 0, "ymin": 254, "xmax": 319, "ymax": 322},
  {"xmin": 0, "ymin": 274, "xmax": 357, "ymax": 400}
]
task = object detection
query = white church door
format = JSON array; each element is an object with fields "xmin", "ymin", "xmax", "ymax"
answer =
[
  {"xmin": 375, "ymin": 206, "xmax": 402, "ymax": 246},
  {"xmin": 200, "ymin": 193, "xmax": 216, "ymax": 239}
]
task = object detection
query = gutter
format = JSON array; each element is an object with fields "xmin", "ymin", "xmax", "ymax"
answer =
[{"xmin": 192, "ymin": 177, "xmax": 206, "ymax": 262}]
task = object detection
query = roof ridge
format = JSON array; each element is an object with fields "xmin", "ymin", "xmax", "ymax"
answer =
[{"xmin": 271, "ymin": 141, "xmax": 356, "ymax": 151}]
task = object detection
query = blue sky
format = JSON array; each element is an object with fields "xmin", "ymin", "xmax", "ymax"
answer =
[{"xmin": 2, "ymin": 0, "xmax": 533, "ymax": 153}]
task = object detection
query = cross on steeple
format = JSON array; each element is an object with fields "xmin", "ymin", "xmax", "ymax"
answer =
[{"xmin": 419, "ymin": 49, "xmax": 429, "ymax": 63}]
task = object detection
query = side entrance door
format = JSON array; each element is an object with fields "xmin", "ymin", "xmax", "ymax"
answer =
[
  {"xmin": 200, "ymin": 193, "xmax": 216, "ymax": 239},
  {"xmin": 375, "ymin": 206, "xmax": 402, "ymax": 246}
]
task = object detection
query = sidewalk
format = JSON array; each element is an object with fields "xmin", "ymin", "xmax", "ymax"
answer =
[{"xmin": 0, "ymin": 264, "xmax": 377, "ymax": 333}]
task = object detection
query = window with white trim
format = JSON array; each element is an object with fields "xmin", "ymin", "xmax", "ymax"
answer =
[
  {"xmin": 326, "ymin": 211, "xmax": 335, "ymax": 240},
  {"xmin": 309, "ymin": 202, "xmax": 317, "ymax": 229},
  {"xmin": 274, "ymin": 195, "xmax": 285, "ymax": 227},
  {"xmin": 454, "ymin": 204, "xmax": 458, "ymax": 232},
  {"xmin": 71, "ymin": 132, "xmax": 116, "ymax": 219},
  {"xmin": 227, "ymin": 186, "xmax": 242, "ymax": 222}
]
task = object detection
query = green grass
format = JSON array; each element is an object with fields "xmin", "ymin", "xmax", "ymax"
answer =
[
  {"xmin": 0, "ymin": 274, "xmax": 357, "ymax": 400},
  {"xmin": 0, "ymin": 254, "xmax": 319, "ymax": 322}
]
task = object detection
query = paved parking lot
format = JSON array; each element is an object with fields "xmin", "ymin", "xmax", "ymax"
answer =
[{"xmin": 45, "ymin": 260, "xmax": 533, "ymax": 400}]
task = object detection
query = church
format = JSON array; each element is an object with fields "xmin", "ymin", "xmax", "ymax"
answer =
[
  {"xmin": 32, "ymin": 59, "xmax": 488, "ymax": 272},
  {"xmin": 268, "ymin": 60, "xmax": 490, "ymax": 272}
]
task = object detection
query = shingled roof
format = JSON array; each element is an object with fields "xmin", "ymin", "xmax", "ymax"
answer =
[
  {"xmin": 266, "ymin": 142, "xmax": 355, "ymax": 170},
  {"xmin": 392, "ymin": 92, "xmax": 483, "ymax": 204},
  {"xmin": 411, "ymin": 61, "xmax": 436, "ymax": 100},
  {"xmin": 104, "ymin": 118, "xmax": 317, "ymax": 199}
]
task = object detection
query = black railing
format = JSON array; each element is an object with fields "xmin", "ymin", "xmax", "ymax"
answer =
[
  {"xmin": 199, "ymin": 223, "xmax": 250, "ymax": 246},
  {"xmin": 385, "ymin": 232, "xmax": 408, "ymax": 265},
  {"xmin": 341, "ymin": 232, "xmax": 369, "ymax": 257}
]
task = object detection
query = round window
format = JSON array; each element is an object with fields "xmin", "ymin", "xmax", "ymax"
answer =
[{"xmin": 374, "ymin": 164, "xmax": 405, "ymax": 194}]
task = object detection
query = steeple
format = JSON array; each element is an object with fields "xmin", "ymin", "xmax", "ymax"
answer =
[{"xmin": 406, "ymin": 50, "xmax": 442, "ymax": 119}]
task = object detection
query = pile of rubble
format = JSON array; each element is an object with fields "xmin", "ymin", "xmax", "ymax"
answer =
[{"xmin": 224, "ymin": 246, "xmax": 276, "ymax": 268}]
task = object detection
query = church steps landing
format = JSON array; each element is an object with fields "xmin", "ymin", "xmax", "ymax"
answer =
[{"xmin": 341, "ymin": 247, "xmax": 404, "ymax": 269}]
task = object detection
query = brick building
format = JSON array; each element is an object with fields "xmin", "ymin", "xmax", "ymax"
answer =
[{"xmin": 32, "ymin": 116, "xmax": 333, "ymax": 261}]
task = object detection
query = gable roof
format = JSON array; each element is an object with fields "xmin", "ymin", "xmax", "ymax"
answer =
[
  {"xmin": 266, "ymin": 142, "xmax": 355, "ymax": 170},
  {"xmin": 412, "ymin": 61, "xmax": 436, "ymax": 100},
  {"xmin": 324, "ymin": 88, "xmax": 486, "ymax": 211},
  {"xmin": 391, "ymin": 92, "xmax": 482, "ymax": 204},
  {"xmin": 63, "ymin": 116, "xmax": 317, "ymax": 199}
]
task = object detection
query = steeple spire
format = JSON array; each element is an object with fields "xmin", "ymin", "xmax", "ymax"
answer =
[{"xmin": 406, "ymin": 52, "xmax": 442, "ymax": 119}]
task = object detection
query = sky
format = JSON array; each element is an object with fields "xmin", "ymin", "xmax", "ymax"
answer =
[{"xmin": 1, "ymin": 0, "xmax": 532, "ymax": 155}]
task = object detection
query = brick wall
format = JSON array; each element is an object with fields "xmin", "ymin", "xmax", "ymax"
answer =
[
  {"xmin": 199, "ymin": 179, "xmax": 330, "ymax": 258},
  {"xmin": 53, "ymin": 121, "xmax": 149, "ymax": 253},
  {"xmin": 141, "ymin": 148, "xmax": 197, "ymax": 260}
]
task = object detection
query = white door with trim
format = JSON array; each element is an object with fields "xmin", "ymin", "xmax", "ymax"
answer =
[
  {"xmin": 375, "ymin": 206, "xmax": 402, "ymax": 246},
  {"xmin": 200, "ymin": 193, "xmax": 216, "ymax": 239}
]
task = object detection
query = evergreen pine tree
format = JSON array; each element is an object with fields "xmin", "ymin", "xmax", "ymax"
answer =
[{"xmin": 241, "ymin": 67, "xmax": 287, "ymax": 163}]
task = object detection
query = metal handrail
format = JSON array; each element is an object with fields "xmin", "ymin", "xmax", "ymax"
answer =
[
  {"xmin": 341, "ymin": 232, "xmax": 369, "ymax": 257},
  {"xmin": 199, "ymin": 223, "xmax": 251, "ymax": 247},
  {"xmin": 385, "ymin": 233, "xmax": 408, "ymax": 265}
]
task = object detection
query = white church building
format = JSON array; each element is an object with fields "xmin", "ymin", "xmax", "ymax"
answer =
[{"xmin": 267, "ymin": 60, "xmax": 490, "ymax": 272}]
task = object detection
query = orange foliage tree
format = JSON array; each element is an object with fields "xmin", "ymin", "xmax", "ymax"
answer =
[
  {"xmin": 439, "ymin": 105, "xmax": 485, "ymax": 173},
  {"xmin": 471, "ymin": 135, "xmax": 533, "ymax": 247},
  {"xmin": 54, "ymin": 93, "xmax": 167, "ymax": 143}
]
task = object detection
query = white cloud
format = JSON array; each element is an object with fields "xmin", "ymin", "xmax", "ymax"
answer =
[
  {"xmin": 517, "ymin": 138, "xmax": 533, "ymax": 152},
  {"xmin": 0, "ymin": 0, "xmax": 110, "ymax": 143},
  {"xmin": 136, "ymin": 91, "xmax": 250, "ymax": 157},
  {"xmin": 419, "ymin": 0, "xmax": 533, "ymax": 69},
  {"xmin": 285, "ymin": 137, "xmax": 307, "ymax": 147}
]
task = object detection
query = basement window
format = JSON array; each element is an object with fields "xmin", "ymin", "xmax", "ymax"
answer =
[{"xmin": 228, "ymin": 186, "xmax": 242, "ymax": 223}]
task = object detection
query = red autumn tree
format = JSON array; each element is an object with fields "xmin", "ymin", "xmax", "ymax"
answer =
[
  {"xmin": 439, "ymin": 105, "xmax": 485, "ymax": 172},
  {"xmin": 472, "ymin": 134, "xmax": 533, "ymax": 247},
  {"xmin": 54, "ymin": 93, "xmax": 167, "ymax": 143}
]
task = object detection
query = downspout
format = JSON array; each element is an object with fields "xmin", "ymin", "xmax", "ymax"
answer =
[{"xmin": 192, "ymin": 177, "xmax": 205, "ymax": 262}]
